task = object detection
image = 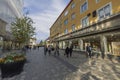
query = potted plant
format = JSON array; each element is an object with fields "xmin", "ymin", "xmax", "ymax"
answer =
[{"xmin": 0, "ymin": 52, "xmax": 26, "ymax": 78}]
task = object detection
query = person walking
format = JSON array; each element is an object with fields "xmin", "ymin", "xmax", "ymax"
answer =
[
  {"xmin": 69, "ymin": 44, "xmax": 73, "ymax": 57},
  {"xmin": 48, "ymin": 45, "xmax": 51, "ymax": 56},
  {"xmin": 86, "ymin": 44, "xmax": 92, "ymax": 58},
  {"xmin": 54, "ymin": 45, "xmax": 59, "ymax": 56},
  {"xmin": 37, "ymin": 46, "xmax": 40, "ymax": 50},
  {"xmin": 65, "ymin": 46, "xmax": 69, "ymax": 58},
  {"xmin": 44, "ymin": 45, "xmax": 48, "ymax": 56}
]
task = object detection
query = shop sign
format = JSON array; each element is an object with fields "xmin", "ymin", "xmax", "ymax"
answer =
[
  {"xmin": 0, "ymin": 37, "xmax": 3, "ymax": 41},
  {"xmin": 112, "ymin": 42, "xmax": 120, "ymax": 56}
]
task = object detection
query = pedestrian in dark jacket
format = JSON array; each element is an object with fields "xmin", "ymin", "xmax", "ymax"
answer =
[
  {"xmin": 86, "ymin": 44, "xmax": 92, "ymax": 58},
  {"xmin": 69, "ymin": 44, "xmax": 73, "ymax": 57},
  {"xmin": 65, "ymin": 47, "xmax": 69, "ymax": 58},
  {"xmin": 44, "ymin": 45, "xmax": 48, "ymax": 56},
  {"xmin": 48, "ymin": 45, "xmax": 51, "ymax": 56}
]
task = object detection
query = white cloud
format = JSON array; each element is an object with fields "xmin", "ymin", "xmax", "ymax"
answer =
[{"xmin": 24, "ymin": 0, "xmax": 70, "ymax": 43}]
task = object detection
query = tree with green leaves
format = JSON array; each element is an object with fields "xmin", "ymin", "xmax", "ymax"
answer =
[
  {"xmin": 11, "ymin": 16, "xmax": 35, "ymax": 47},
  {"xmin": 39, "ymin": 40, "xmax": 43, "ymax": 46}
]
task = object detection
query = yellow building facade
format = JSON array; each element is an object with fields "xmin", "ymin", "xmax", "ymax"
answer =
[
  {"xmin": 0, "ymin": 19, "xmax": 7, "ymax": 52},
  {"xmin": 29, "ymin": 38, "xmax": 37, "ymax": 48},
  {"xmin": 50, "ymin": 0, "xmax": 120, "ymax": 56}
]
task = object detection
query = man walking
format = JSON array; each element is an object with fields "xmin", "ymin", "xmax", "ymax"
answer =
[
  {"xmin": 86, "ymin": 44, "xmax": 92, "ymax": 58},
  {"xmin": 69, "ymin": 44, "xmax": 73, "ymax": 57}
]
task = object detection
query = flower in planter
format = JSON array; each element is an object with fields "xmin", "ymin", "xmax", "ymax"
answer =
[
  {"xmin": 0, "ymin": 58, "xmax": 5, "ymax": 64},
  {"xmin": 0, "ymin": 53, "xmax": 26, "ymax": 78},
  {"xmin": 14, "ymin": 56, "xmax": 26, "ymax": 62},
  {"xmin": 0, "ymin": 53, "xmax": 26, "ymax": 64},
  {"xmin": 4, "ymin": 55, "xmax": 15, "ymax": 63}
]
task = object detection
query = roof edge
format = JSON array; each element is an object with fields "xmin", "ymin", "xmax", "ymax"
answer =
[{"xmin": 50, "ymin": 0, "xmax": 73, "ymax": 29}]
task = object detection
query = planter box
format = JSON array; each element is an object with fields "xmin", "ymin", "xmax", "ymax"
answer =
[{"xmin": 0, "ymin": 60, "xmax": 25, "ymax": 78}]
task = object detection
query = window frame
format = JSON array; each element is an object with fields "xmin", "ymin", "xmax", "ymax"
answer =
[
  {"xmin": 64, "ymin": 19, "xmax": 68, "ymax": 25},
  {"xmin": 96, "ymin": 0, "xmax": 100, "ymax": 3},
  {"xmin": 81, "ymin": 16, "xmax": 89, "ymax": 28},
  {"xmin": 71, "ymin": 2, "xmax": 75, "ymax": 9},
  {"xmin": 71, "ymin": 13, "xmax": 75, "ymax": 20},
  {"xmin": 80, "ymin": 0, "xmax": 88, "ymax": 13},
  {"xmin": 64, "ymin": 10, "xmax": 68, "ymax": 16},
  {"xmin": 71, "ymin": 24, "xmax": 75, "ymax": 32},
  {"xmin": 64, "ymin": 28, "xmax": 68, "ymax": 34},
  {"xmin": 97, "ymin": 2, "xmax": 112, "ymax": 21}
]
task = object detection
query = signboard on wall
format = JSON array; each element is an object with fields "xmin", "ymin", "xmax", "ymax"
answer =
[
  {"xmin": 0, "ymin": 37, "xmax": 3, "ymax": 40},
  {"xmin": 112, "ymin": 42, "xmax": 120, "ymax": 56}
]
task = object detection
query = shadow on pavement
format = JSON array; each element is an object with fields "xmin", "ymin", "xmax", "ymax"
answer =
[
  {"xmin": 80, "ymin": 72, "xmax": 100, "ymax": 80},
  {"xmin": 54, "ymin": 56, "xmax": 78, "ymax": 72}
]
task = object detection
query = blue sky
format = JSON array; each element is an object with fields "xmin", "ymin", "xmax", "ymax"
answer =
[{"xmin": 24, "ymin": 0, "xmax": 70, "ymax": 43}]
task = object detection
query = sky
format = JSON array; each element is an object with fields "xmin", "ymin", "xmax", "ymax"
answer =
[{"xmin": 24, "ymin": 0, "xmax": 70, "ymax": 43}]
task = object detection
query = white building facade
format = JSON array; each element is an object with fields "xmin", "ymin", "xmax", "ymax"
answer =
[
  {"xmin": 0, "ymin": 0, "xmax": 23, "ymax": 31},
  {"xmin": 0, "ymin": 0, "xmax": 24, "ymax": 51}
]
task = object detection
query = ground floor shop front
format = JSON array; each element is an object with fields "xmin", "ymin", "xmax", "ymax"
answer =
[
  {"xmin": 50, "ymin": 14, "xmax": 120, "ymax": 57},
  {"xmin": 57, "ymin": 30, "xmax": 120, "ymax": 57}
]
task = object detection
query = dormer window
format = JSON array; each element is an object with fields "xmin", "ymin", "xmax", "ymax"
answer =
[{"xmin": 64, "ymin": 10, "xmax": 68, "ymax": 16}]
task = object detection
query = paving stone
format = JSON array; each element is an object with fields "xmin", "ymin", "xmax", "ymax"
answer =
[{"xmin": 0, "ymin": 48, "xmax": 120, "ymax": 80}]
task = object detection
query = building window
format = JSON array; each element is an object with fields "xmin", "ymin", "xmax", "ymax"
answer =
[
  {"xmin": 71, "ymin": 24, "xmax": 75, "ymax": 32},
  {"xmin": 64, "ymin": 10, "xmax": 68, "ymax": 16},
  {"xmin": 98, "ymin": 3, "xmax": 111, "ymax": 20},
  {"xmin": 71, "ymin": 2, "xmax": 75, "ymax": 9},
  {"xmin": 98, "ymin": 8, "xmax": 104, "ymax": 19},
  {"xmin": 81, "ymin": 17, "xmax": 89, "ymax": 27},
  {"xmin": 80, "ymin": 1, "xmax": 88, "ymax": 13},
  {"xmin": 71, "ymin": 13, "xmax": 75, "ymax": 20},
  {"xmin": 96, "ymin": 0, "xmax": 100, "ymax": 3},
  {"xmin": 64, "ymin": 29, "xmax": 68, "ymax": 34},
  {"xmin": 0, "ymin": 37, "xmax": 3, "ymax": 41},
  {"xmin": 64, "ymin": 19, "xmax": 68, "ymax": 25},
  {"xmin": 104, "ymin": 5, "xmax": 111, "ymax": 16}
]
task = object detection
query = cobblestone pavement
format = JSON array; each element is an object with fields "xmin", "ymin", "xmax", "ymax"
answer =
[
  {"xmin": 58, "ymin": 50, "xmax": 120, "ymax": 80},
  {"xmin": 0, "ymin": 47, "xmax": 77, "ymax": 80},
  {"xmin": 0, "ymin": 48, "xmax": 120, "ymax": 80}
]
